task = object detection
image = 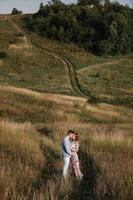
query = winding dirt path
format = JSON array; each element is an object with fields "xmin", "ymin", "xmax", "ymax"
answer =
[{"xmin": 9, "ymin": 17, "xmax": 88, "ymax": 98}]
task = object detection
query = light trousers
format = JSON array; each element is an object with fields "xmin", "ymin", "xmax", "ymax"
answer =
[{"xmin": 62, "ymin": 157, "xmax": 70, "ymax": 177}]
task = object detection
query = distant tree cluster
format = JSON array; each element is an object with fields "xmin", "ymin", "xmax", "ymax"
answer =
[
  {"xmin": 24, "ymin": 0, "xmax": 133, "ymax": 55},
  {"xmin": 12, "ymin": 8, "xmax": 23, "ymax": 15}
]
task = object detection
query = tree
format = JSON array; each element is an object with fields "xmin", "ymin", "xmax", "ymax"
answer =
[
  {"xmin": 57, "ymin": 26, "xmax": 64, "ymax": 42},
  {"xmin": 11, "ymin": 8, "xmax": 22, "ymax": 15},
  {"xmin": 24, "ymin": 0, "xmax": 133, "ymax": 55},
  {"xmin": 108, "ymin": 21, "xmax": 119, "ymax": 54},
  {"xmin": 105, "ymin": 0, "xmax": 110, "ymax": 5},
  {"xmin": 78, "ymin": 0, "xmax": 100, "ymax": 6},
  {"xmin": 48, "ymin": 0, "xmax": 63, "ymax": 5},
  {"xmin": 39, "ymin": 2, "xmax": 44, "ymax": 10},
  {"xmin": 51, "ymin": 25, "xmax": 58, "ymax": 38},
  {"xmin": 98, "ymin": 40, "xmax": 112, "ymax": 55}
]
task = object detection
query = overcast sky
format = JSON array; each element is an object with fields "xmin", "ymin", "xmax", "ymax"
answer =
[{"xmin": 0, "ymin": 0, "xmax": 132, "ymax": 14}]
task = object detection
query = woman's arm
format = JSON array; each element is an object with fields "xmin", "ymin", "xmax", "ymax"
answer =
[
  {"xmin": 71, "ymin": 143, "xmax": 76, "ymax": 152},
  {"xmin": 75, "ymin": 143, "xmax": 79, "ymax": 152}
]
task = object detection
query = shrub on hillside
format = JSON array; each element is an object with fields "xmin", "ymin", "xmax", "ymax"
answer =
[
  {"xmin": 87, "ymin": 93, "xmax": 101, "ymax": 104},
  {"xmin": 37, "ymin": 127, "xmax": 55, "ymax": 141},
  {"xmin": 0, "ymin": 51, "xmax": 8, "ymax": 58},
  {"xmin": 15, "ymin": 32, "xmax": 24, "ymax": 37},
  {"xmin": 98, "ymin": 40, "xmax": 112, "ymax": 55}
]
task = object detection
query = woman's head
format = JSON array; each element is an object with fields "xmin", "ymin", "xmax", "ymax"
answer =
[{"xmin": 74, "ymin": 133, "xmax": 80, "ymax": 142}]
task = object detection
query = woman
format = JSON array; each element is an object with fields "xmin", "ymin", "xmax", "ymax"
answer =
[{"xmin": 70, "ymin": 134, "xmax": 83, "ymax": 179}]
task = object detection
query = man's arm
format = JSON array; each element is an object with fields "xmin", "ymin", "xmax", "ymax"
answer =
[{"xmin": 63, "ymin": 138, "xmax": 71, "ymax": 156}]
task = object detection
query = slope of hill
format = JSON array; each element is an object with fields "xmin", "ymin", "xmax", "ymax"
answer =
[
  {"xmin": 0, "ymin": 14, "xmax": 133, "ymax": 200},
  {"xmin": 11, "ymin": 14, "xmax": 133, "ymax": 107},
  {"xmin": 0, "ymin": 15, "xmax": 73, "ymax": 95}
]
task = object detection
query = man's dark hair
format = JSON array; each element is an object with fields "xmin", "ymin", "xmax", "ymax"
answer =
[{"xmin": 67, "ymin": 130, "xmax": 74, "ymax": 135}]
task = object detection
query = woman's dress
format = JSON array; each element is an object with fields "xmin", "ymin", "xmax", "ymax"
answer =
[{"xmin": 70, "ymin": 142, "xmax": 83, "ymax": 178}]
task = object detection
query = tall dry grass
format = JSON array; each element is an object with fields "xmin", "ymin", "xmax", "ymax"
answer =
[
  {"xmin": 0, "ymin": 120, "xmax": 72, "ymax": 200},
  {"xmin": 0, "ymin": 120, "xmax": 44, "ymax": 200},
  {"xmin": 0, "ymin": 120, "xmax": 132, "ymax": 199},
  {"xmin": 79, "ymin": 127, "xmax": 133, "ymax": 200}
]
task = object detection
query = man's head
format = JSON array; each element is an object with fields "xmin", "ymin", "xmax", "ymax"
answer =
[{"xmin": 67, "ymin": 130, "xmax": 75, "ymax": 140}]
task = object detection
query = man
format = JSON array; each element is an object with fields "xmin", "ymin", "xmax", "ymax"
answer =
[{"xmin": 61, "ymin": 130, "xmax": 75, "ymax": 179}]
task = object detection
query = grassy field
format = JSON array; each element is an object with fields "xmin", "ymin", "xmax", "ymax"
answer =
[
  {"xmin": 0, "ymin": 14, "xmax": 133, "ymax": 200},
  {"xmin": 28, "ymin": 32, "xmax": 133, "ymax": 107},
  {"xmin": 0, "ymin": 85, "xmax": 132, "ymax": 124},
  {"xmin": 0, "ymin": 16, "xmax": 72, "ymax": 95},
  {"xmin": 11, "ymin": 15, "xmax": 133, "ymax": 107},
  {"xmin": 77, "ymin": 54, "xmax": 133, "ymax": 106},
  {"xmin": 0, "ymin": 85, "xmax": 133, "ymax": 200}
]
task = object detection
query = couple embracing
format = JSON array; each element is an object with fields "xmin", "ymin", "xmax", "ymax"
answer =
[{"xmin": 61, "ymin": 130, "xmax": 83, "ymax": 179}]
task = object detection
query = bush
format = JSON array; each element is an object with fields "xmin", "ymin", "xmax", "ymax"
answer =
[
  {"xmin": 37, "ymin": 127, "xmax": 55, "ymax": 141},
  {"xmin": 0, "ymin": 51, "xmax": 8, "ymax": 58},
  {"xmin": 98, "ymin": 40, "xmax": 112, "ymax": 55},
  {"xmin": 87, "ymin": 93, "xmax": 101, "ymax": 104},
  {"xmin": 15, "ymin": 32, "xmax": 24, "ymax": 37}
]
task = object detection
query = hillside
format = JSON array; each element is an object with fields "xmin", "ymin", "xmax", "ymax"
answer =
[
  {"xmin": 0, "ymin": 15, "xmax": 72, "ymax": 95},
  {"xmin": 0, "ymin": 13, "xmax": 133, "ymax": 200}
]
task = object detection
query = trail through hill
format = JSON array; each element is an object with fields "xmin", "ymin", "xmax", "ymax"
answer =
[{"xmin": 9, "ymin": 17, "xmax": 88, "ymax": 98}]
